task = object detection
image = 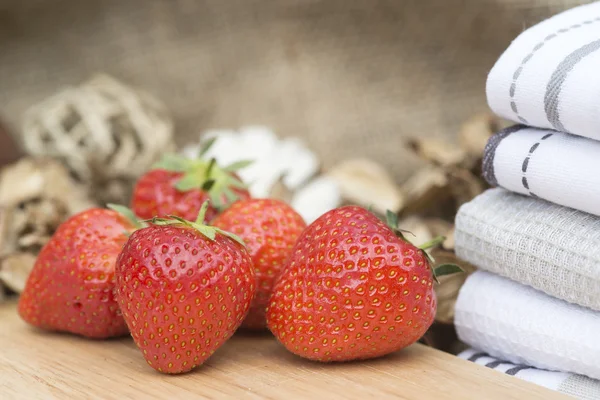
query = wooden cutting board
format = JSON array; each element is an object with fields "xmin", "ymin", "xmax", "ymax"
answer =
[{"xmin": 0, "ymin": 301, "xmax": 568, "ymax": 400}]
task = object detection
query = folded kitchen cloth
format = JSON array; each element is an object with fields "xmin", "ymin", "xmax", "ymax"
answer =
[
  {"xmin": 454, "ymin": 188, "xmax": 600, "ymax": 311},
  {"xmin": 483, "ymin": 125, "xmax": 600, "ymax": 217},
  {"xmin": 486, "ymin": 1, "xmax": 600, "ymax": 140},
  {"xmin": 455, "ymin": 271, "xmax": 600, "ymax": 380},
  {"xmin": 458, "ymin": 348, "xmax": 600, "ymax": 400}
]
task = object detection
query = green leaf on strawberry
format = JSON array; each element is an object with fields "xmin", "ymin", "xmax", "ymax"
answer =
[
  {"xmin": 382, "ymin": 210, "xmax": 463, "ymax": 284},
  {"xmin": 146, "ymin": 201, "xmax": 247, "ymax": 247},
  {"xmin": 432, "ymin": 263, "xmax": 465, "ymax": 278},
  {"xmin": 131, "ymin": 150, "xmax": 253, "ymax": 221}
]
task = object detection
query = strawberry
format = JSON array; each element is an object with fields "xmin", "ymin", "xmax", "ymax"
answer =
[
  {"xmin": 115, "ymin": 203, "xmax": 256, "ymax": 374},
  {"xmin": 212, "ymin": 199, "xmax": 306, "ymax": 330},
  {"xmin": 18, "ymin": 207, "xmax": 139, "ymax": 339},
  {"xmin": 131, "ymin": 141, "xmax": 251, "ymax": 221},
  {"xmin": 266, "ymin": 206, "xmax": 461, "ymax": 362}
]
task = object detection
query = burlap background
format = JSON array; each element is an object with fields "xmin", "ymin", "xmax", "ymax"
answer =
[{"xmin": 0, "ymin": 0, "xmax": 592, "ymax": 182}]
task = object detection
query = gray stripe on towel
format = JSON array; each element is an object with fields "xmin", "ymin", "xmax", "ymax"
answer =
[
  {"xmin": 482, "ymin": 124, "xmax": 526, "ymax": 187},
  {"xmin": 467, "ymin": 352, "xmax": 487, "ymax": 362},
  {"xmin": 544, "ymin": 39, "xmax": 600, "ymax": 132},
  {"xmin": 506, "ymin": 365, "xmax": 533, "ymax": 376}
]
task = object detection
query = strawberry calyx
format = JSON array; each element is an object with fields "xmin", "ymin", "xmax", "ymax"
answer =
[
  {"xmin": 152, "ymin": 139, "xmax": 252, "ymax": 211},
  {"xmin": 384, "ymin": 210, "xmax": 463, "ymax": 284},
  {"xmin": 146, "ymin": 201, "xmax": 246, "ymax": 247}
]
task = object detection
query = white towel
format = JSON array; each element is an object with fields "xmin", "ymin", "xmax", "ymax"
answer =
[
  {"xmin": 455, "ymin": 271, "xmax": 600, "ymax": 381},
  {"xmin": 483, "ymin": 125, "xmax": 600, "ymax": 217},
  {"xmin": 454, "ymin": 188, "xmax": 600, "ymax": 311},
  {"xmin": 458, "ymin": 348, "xmax": 600, "ymax": 400},
  {"xmin": 486, "ymin": 1, "xmax": 600, "ymax": 140}
]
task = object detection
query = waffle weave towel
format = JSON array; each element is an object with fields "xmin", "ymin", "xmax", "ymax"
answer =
[
  {"xmin": 455, "ymin": 188, "xmax": 600, "ymax": 311},
  {"xmin": 458, "ymin": 348, "xmax": 600, "ymax": 400},
  {"xmin": 482, "ymin": 125, "xmax": 600, "ymax": 217},
  {"xmin": 486, "ymin": 1, "xmax": 600, "ymax": 140},
  {"xmin": 455, "ymin": 271, "xmax": 600, "ymax": 380}
]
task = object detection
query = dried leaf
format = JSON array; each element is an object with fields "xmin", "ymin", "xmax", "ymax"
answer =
[
  {"xmin": 0, "ymin": 252, "xmax": 36, "ymax": 293},
  {"xmin": 397, "ymin": 216, "xmax": 433, "ymax": 246},
  {"xmin": 400, "ymin": 166, "xmax": 451, "ymax": 216},
  {"xmin": 443, "ymin": 228, "xmax": 455, "ymax": 251},
  {"xmin": 406, "ymin": 138, "xmax": 467, "ymax": 167},
  {"xmin": 448, "ymin": 168, "xmax": 486, "ymax": 208},
  {"xmin": 423, "ymin": 219, "xmax": 453, "ymax": 238},
  {"xmin": 327, "ymin": 158, "xmax": 404, "ymax": 215}
]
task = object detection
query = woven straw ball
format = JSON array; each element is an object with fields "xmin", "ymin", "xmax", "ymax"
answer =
[{"xmin": 21, "ymin": 74, "xmax": 174, "ymax": 205}]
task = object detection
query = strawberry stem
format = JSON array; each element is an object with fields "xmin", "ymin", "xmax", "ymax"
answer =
[
  {"xmin": 195, "ymin": 201, "xmax": 210, "ymax": 225},
  {"xmin": 418, "ymin": 236, "xmax": 446, "ymax": 251}
]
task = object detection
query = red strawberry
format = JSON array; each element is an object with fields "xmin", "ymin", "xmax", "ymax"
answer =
[
  {"xmin": 266, "ymin": 206, "xmax": 461, "ymax": 362},
  {"xmin": 131, "ymin": 145, "xmax": 251, "ymax": 221},
  {"xmin": 115, "ymin": 203, "xmax": 256, "ymax": 374},
  {"xmin": 212, "ymin": 198, "xmax": 306, "ymax": 330},
  {"xmin": 18, "ymin": 208, "xmax": 138, "ymax": 339}
]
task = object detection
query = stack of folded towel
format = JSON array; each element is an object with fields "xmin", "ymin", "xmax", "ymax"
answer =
[{"xmin": 454, "ymin": 3, "xmax": 600, "ymax": 399}]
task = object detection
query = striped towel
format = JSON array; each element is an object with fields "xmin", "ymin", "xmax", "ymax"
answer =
[
  {"xmin": 455, "ymin": 271, "xmax": 600, "ymax": 381},
  {"xmin": 482, "ymin": 125, "xmax": 600, "ymax": 217},
  {"xmin": 486, "ymin": 1, "xmax": 600, "ymax": 140},
  {"xmin": 459, "ymin": 348, "xmax": 600, "ymax": 400}
]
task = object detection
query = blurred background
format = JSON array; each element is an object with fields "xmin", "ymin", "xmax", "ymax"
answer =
[{"xmin": 0, "ymin": 0, "xmax": 591, "ymax": 181}]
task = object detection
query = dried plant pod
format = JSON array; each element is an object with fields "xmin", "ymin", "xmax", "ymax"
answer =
[
  {"xmin": 0, "ymin": 253, "xmax": 36, "ymax": 293},
  {"xmin": 406, "ymin": 138, "xmax": 467, "ymax": 167},
  {"xmin": 327, "ymin": 158, "xmax": 404, "ymax": 215},
  {"xmin": 21, "ymin": 74, "xmax": 175, "ymax": 205},
  {"xmin": 0, "ymin": 157, "xmax": 96, "ymax": 291},
  {"xmin": 431, "ymin": 249, "xmax": 476, "ymax": 325},
  {"xmin": 0, "ymin": 157, "xmax": 93, "ymax": 217},
  {"xmin": 400, "ymin": 166, "xmax": 451, "ymax": 216}
]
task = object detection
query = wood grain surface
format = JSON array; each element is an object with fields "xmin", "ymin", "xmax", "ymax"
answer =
[{"xmin": 0, "ymin": 301, "xmax": 568, "ymax": 400}]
